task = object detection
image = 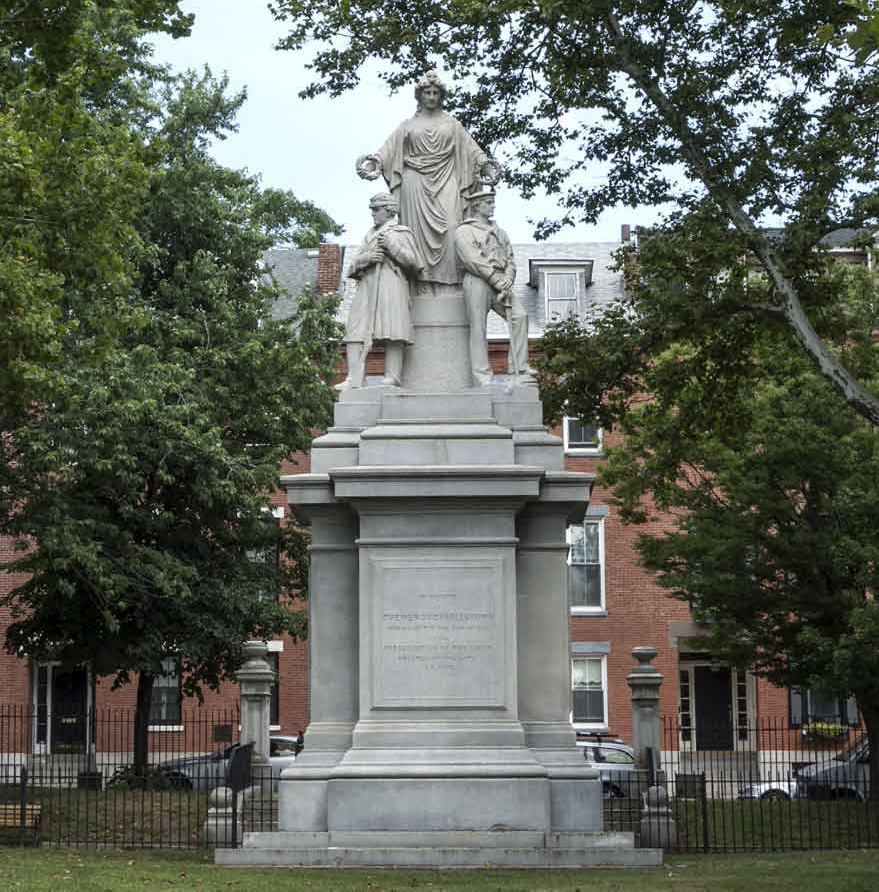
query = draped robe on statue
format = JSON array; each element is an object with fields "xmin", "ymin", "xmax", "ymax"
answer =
[{"xmin": 376, "ymin": 113, "xmax": 486, "ymax": 285}]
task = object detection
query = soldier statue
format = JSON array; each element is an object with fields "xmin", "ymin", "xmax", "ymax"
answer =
[
  {"xmin": 454, "ymin": 187, "xmax": 535, "ymax": 386},
  {"xmin": 337, "ymin": 192, "xmax": 423, "ymax": 389}
]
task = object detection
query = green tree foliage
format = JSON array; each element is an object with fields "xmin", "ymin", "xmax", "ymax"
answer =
[
  {"xmin": 566, "ymin": 222, "xmax": 879, "ymax": 794},
  {"xmin": 0, "ymin": 1, "xmax": 192, "ymax": 418},
  {"xmin": 272, "ymin": 0, "xmax": 879, "ymax": 423},
  {"xmin": 819, "ymin": 1, "xmax": 879, "ymax": 63},
  {"xmin": 1, "ymin": 6, "xmax": 343, "ymax": 770}
]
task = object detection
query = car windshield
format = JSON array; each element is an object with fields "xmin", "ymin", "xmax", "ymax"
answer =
[{"xmin": 601, "ymin": 748, "xmax": 634, "ymax": 764}]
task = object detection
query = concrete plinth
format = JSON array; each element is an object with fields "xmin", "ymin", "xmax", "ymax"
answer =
[{"xmin": 217, "ymin": 830, "xmax": 662, "ymax": 868}]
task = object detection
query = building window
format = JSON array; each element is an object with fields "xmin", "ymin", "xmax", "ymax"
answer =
[
  {"xmin": 568, "ymin": 519, "xmax": 604, "ymax": 611},
  {"xmin": 249, "ymin": 512, "xmax": 281, "ymax": 601},
  {"xmin": 563, "ymin": 417, "xmax": 602, "ymax": 454},
  {"xmin": 572, "ymin": 656, "xmax": 607, "ymax": 727},
  {"xmin": 545, "ymin": 272, "xmax": 579, "ymax": 321},
  {"xmin": 150, "ymin": 658, "xmax": 182, "ymax": 727},
  {"xmin": 790, "ymin": 686, "xmax": 858, "ymax": 728},
  {"xmin": 267, "ymin": 653, "xmax": 279, "ymax": 727}
]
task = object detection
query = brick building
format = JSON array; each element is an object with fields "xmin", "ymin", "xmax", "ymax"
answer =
[{"xmin": 0, "ymin": 229, "xmax": 869, "ymax": 766}]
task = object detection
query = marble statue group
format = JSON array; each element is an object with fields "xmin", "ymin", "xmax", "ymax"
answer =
[
  {"xmin": 339, "ymin": 70, "xmax": 536, "ymax": 390},
  {"xmin": 221, "ymin": 68, "xmax": 654, "ymax": 871}
]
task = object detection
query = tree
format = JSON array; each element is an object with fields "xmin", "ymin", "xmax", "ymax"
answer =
[
  {"xmin": 821, "ymin": 1, "xmax": 879, "ymax": 63},
  {"xmin": 1, "ymin": 39, "xmax": 343, "ymax": 770},
  {"xmin": 271, "ymin": 0, "xmax": 879, "ymax": 423},
  {"xmin": 568, "ymin": 227, "xmax": 879, "ymax": 795},
  {"xmin": 0, "ymin": 1, "xmax": 192, "ymax": 420}
]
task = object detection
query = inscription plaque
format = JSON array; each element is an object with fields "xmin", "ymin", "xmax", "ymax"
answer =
[{"xmin": 372, "ymin": 558, "xmax": 505, "ymax": 707}]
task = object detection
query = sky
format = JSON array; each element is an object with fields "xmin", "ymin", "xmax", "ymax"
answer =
[{"xmin": 148, "ymin": 0, "xmax": 662, "ymax": 245}]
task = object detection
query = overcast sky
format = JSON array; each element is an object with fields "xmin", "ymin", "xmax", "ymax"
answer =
[{"xmin": 149, "ymin": 1, "xmax": 662, "ymax": 245}]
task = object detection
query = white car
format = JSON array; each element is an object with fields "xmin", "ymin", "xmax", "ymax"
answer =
[
  {"xmin": 576, "ymin": 738, "xmax": 643, "ymax": 799},
  {"xmin": 738, "ymin": 780, "xmax": 799, "ymax": 800}
]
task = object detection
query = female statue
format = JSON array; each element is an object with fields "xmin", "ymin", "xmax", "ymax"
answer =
[{"xmin": 357, "ymin": 71, "xmax": 500, "ymax": 286}]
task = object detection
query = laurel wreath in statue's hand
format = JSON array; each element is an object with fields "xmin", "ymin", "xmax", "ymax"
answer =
[
  {"xmin": 479, "ymin": 158, "xmax": 502, "ymax": 186},
  {"xmin": 356, "ymin": 154, "xmax": 382, "ymax": 181}
]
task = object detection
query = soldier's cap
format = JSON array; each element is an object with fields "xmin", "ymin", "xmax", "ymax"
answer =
[
  {"xmin": 467, "ymin": 185, "xmax": 496, "ymax": 202},
  {"xmin": 369, "ymin": 192, "xmax": 398, "ymax": 211}
]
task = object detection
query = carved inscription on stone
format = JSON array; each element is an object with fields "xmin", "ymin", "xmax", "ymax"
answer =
[{"xmin": 372, "ymin": 559, "xmax": 504, "ymax": 707}]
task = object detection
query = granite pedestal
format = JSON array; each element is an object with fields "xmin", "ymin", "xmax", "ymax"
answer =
[{"xmin": 217, "ymin": 373, "xmax": 658, "ymax": 867}]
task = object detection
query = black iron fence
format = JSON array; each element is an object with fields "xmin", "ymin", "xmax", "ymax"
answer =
[
  {"xmin": 5, "ymin": 703, "xmax": 876, "ymax": 853},
  {"xmin": 0, "ymin": 704, "xmax": 277, "ymax": 848},
  {"xmin": 606, "ymin": 718, "xmax": 878, "ymax": 852}
]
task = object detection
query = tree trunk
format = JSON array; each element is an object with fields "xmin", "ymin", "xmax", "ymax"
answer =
[
  {"xmin": 860, "ymin": 699, "xmax": 879, "ymax": 802},
  {"xmin": 133, "ymin": 671, "xmax": 155, "ymax": 779}
]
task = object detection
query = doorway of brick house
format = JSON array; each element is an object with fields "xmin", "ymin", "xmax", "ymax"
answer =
[
  {"xmin": 676, "ymin": 657, "xmax": 758, "ymax": 786},
  {"xmin": 32, "ymin": 663, "xmax": 92, "ymax": 755}
]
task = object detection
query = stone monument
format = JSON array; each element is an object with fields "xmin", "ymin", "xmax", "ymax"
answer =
[{"xmin": 218, "ymin": 71, "xmax": 660, "ymax": 868}]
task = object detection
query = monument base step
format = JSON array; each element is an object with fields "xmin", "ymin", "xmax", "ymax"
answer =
[{"xmin": 215, "ymin": 830, "xmax": 662, "ymax": 868}]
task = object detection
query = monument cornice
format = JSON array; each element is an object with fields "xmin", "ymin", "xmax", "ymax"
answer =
[{"xmin": 327, "ymin": 464, "xmax": 545, "ymax": 500}]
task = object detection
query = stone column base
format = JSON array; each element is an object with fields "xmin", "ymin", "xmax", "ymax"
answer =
[
  {"xmin": 278, "ymin": 763, "xmax": 603, "ymax": 834},
  {"xmin": 216, "ymin": 829, "xmax": 663, "ymax": 868}
]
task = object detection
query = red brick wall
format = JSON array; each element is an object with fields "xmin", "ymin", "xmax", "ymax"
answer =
[
  {"xmin": 559, "ymin": 421, "xmax": 687, "ymax": 743},
  {"xmin": 317, "ymin": 244, "xmax": 343, "ymax": 295},
  {"xmin": 0, "ymin": 535, "xmax": 31, "ymax": 704}
]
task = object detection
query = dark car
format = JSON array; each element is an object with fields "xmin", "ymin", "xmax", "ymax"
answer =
[
  {"xmin": 158, "ymin": 734, "xmax": 301, "ymax": 790},
  {"xmin": 576, "ymin": 737, "xmax": 642, "ymax": 798},
  {"xmin": 797, "ymin": 734, "xmax": 871, "ymax": 800}
]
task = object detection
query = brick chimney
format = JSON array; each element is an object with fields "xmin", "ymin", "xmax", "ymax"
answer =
[
  {"xmin": 317, "ymin": 243, "xmax": 343, "ymax": 294},
  {"xmin": 621, "ymin": 224, "xmax": 631, "ymax": 243}
]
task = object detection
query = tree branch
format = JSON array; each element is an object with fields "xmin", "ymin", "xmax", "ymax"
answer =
[{"xmin": 600, "ymin": 12, "xmax": 879, "ymax": 427}]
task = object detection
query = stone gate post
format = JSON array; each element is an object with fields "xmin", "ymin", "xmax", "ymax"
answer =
[
  {"xmin": 627, "ymin": 646, "xmax": 676, "ymax": 849},
  {"xmin": 237, "ymin": 640, "xmax": 274, "ymax": 767},
  {"xmin": 627, "ymin": 646, "xmax": 663, "ymax": 772}
]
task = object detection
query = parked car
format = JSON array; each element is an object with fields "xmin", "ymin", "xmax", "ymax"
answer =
[
  {"xmin": 738, "ymin": 779, "xmax": 800, "ymax": 800},
  {"xmin": 797, "ymin": 734, "xmax": 871, "ymax": 800},
  {"xmin": 158, "ymin": 734, "xmax": 301, "ymax": 790},
  {"xmin": 576, "ymin": 737, "xmax": 641, "ymax": 799}
]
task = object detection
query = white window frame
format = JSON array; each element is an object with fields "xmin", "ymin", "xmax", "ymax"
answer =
[
  {"xmin": 571, "ymin": 655, "xmax": 609, "ymax": 731},
  {"xmin": 249, "ymin": 507, "xmax": 284, "ymax": 602},
  {"xmin": 544, "ymin": 270, "xmax": 580, "ymax": 321},
  {"xmin": 677, "ymin": 663, "xmax": 757, "ymax": 751},
  {"xmin": 149, "ymin": 657, "xmax": 183, "ymax": 732},
  {"xmin": 568, "ymin": 517, "xmax": 606, "ymax": 614},
  {"xmin": 790, "ymin": 685, "xmax": 858, "ymax": 729},
  {"xmin": 563, "ymin": 416, "xmax": 603, "ymax": 455},
  {"xmin": 267, "ymin": 640, "xmax": 284, "ymax": 729}
]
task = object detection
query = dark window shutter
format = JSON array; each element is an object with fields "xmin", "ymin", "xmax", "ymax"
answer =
[
  {"xmin": 789, "ymin": 686, "xmax": 804, "ymax": 727},
  {"xmin": 844, "ymin": 696, "xmax": 859, "ymax": 726}
]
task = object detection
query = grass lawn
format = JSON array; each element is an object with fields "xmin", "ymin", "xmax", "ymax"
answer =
[
  {"xmin": 1, "ymin": 849, "xmax": 879, "ymax": 891},
  {"xmin": 672, "ymin": 799, "xmax": 879, "ymax": 851},
  {"xmin": 0, "ymin": 785, "xmax": 275, "ymax": 848}
]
